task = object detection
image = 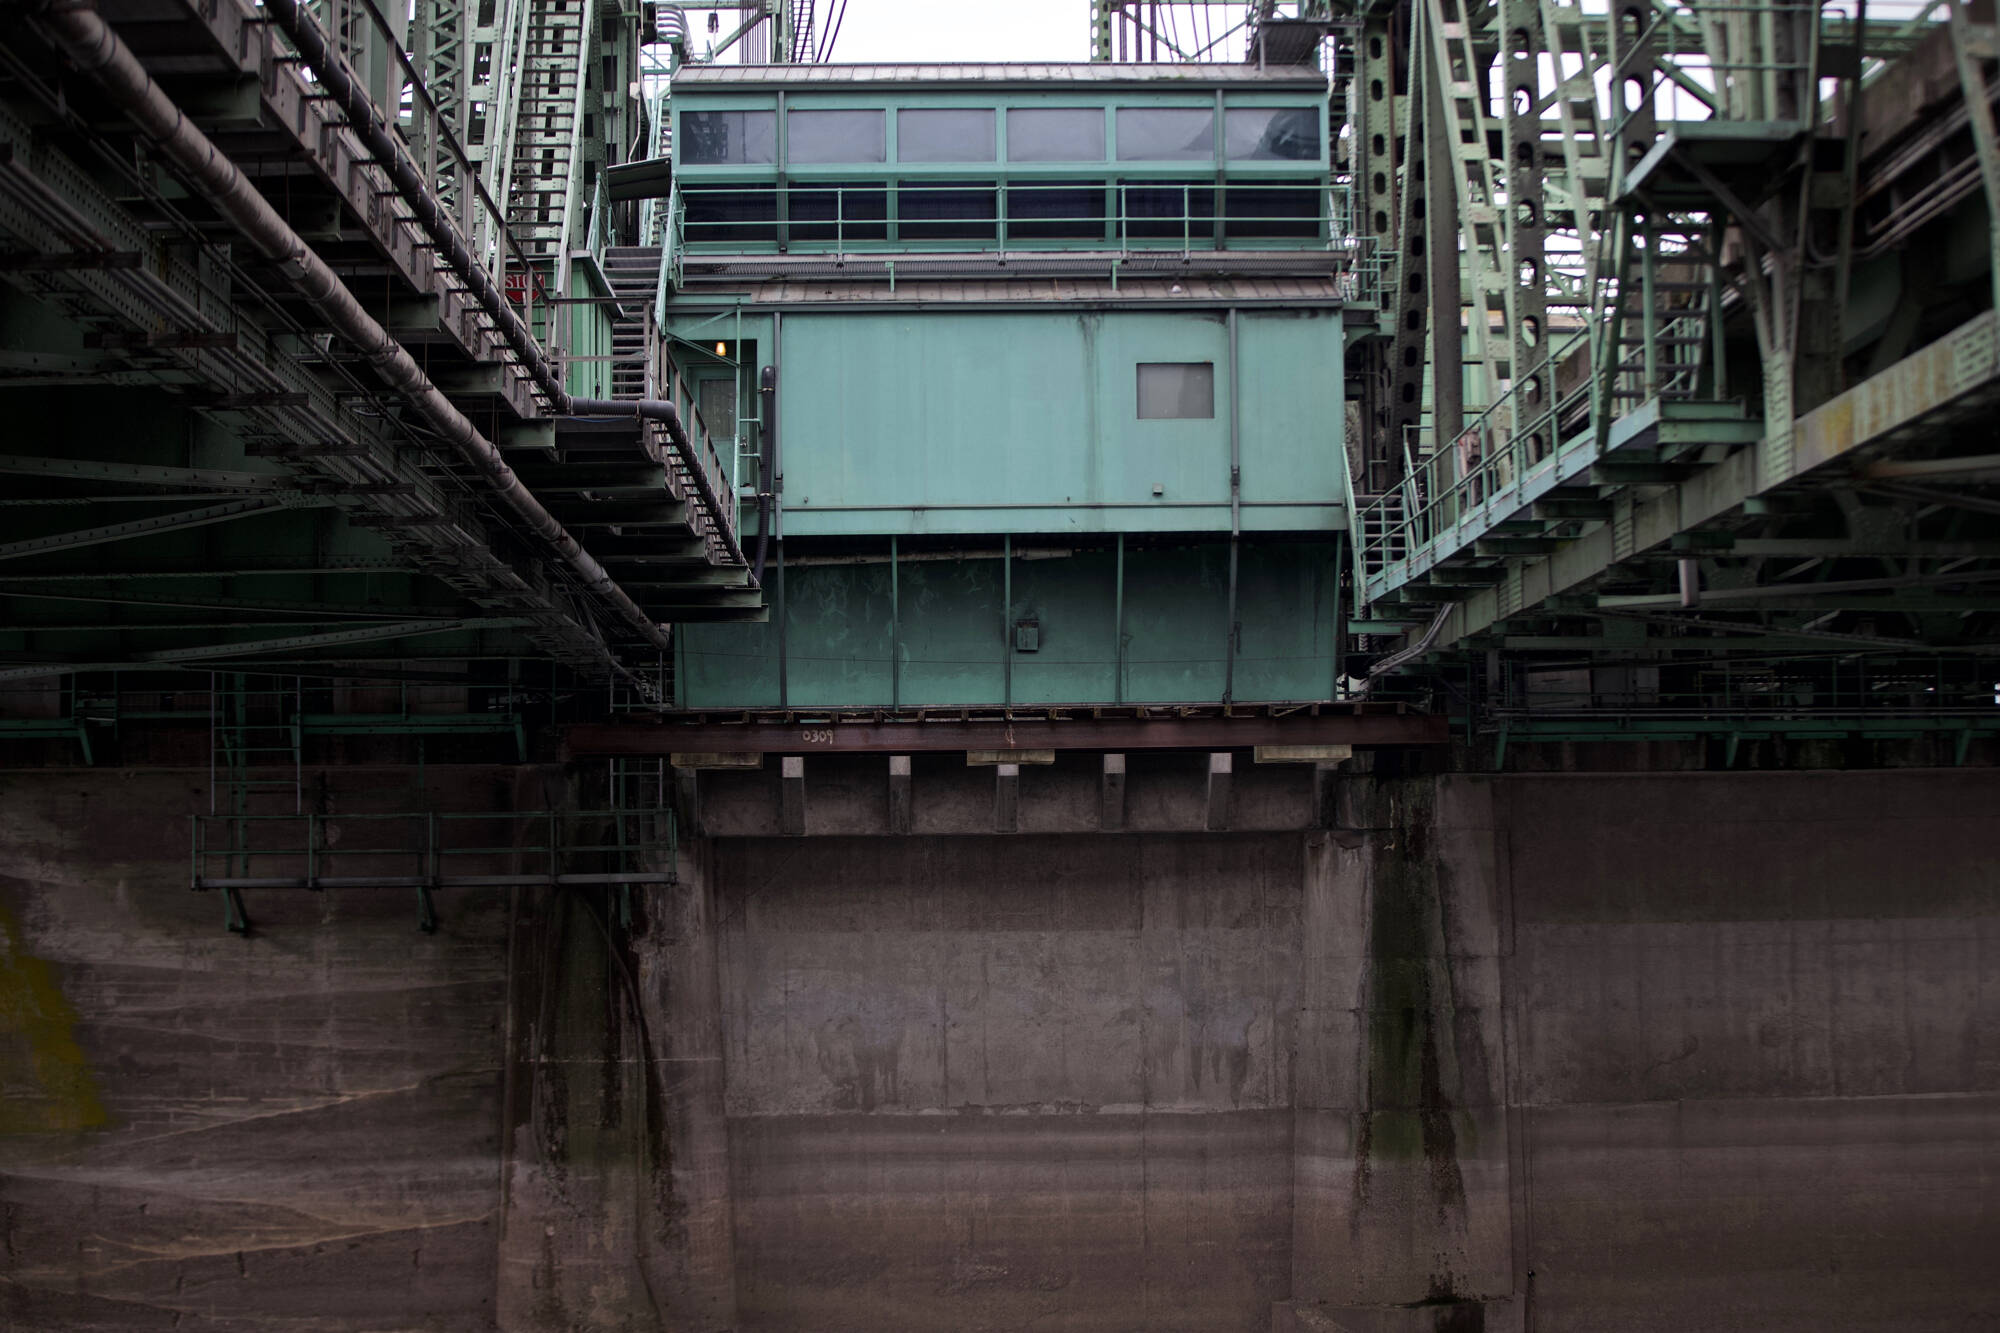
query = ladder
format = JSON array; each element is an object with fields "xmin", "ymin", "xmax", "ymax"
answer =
[
  {"xmin": 600, "ymin": 245, "xmax": 662, "ymax": 399},
  {"xmin": 208, "ymin": 673, "xmax": 304, "ymax": 930},
  {"xmin": 1604, "ymin": 214, "xmax": 1719, "ymax": 405}
]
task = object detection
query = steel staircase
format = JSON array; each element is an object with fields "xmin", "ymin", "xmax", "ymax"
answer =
[
  {"xmin": 1603, "ymin": 214, "xmax": 1718, "ymax": 406},
  {"xmin": 1355, "ymin": 491, "xmax": 1410, "ymax": 577},
  {"xmin": 505, "ymin": 0, "xmax": 593, "ymax": 268},
  {"xmin": 601, "ymin": 245, "xmax": 662, "ymax": 399}
]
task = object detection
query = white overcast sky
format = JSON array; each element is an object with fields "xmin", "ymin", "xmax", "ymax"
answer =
[
  {"xmin": 830, "ymin": 0, "xmax": 1092, "ymax": 61},
  {"xmin": 676, "ymin": 1, "xmax": 1095, "ymax": 63}
]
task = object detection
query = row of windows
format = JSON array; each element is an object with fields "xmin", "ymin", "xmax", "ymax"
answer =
[
  {"xmin": 681, "ymin": 180, "xmax": 1323, "ymax": 245},
  {"xmin": 678, "ymin": 105, "xmax": 1321, "ymax": 168}
]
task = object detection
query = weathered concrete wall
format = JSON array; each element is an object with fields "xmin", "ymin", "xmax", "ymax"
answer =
[
  {"xmin": 0, "ymin": 766, "xmax": 525, "ymax": 1331},
  {"xmin": 4, "ymin": 761, "xmax": 1996, "ymax": 1331},
  {"xmin": 495, "ymin": 837, "xmax": 740, "ymax": 1332},
  {"xmin": 713, "ymin": 833, "xmax": 1302, "ymax": 1330},
  {"xmin": 1289, "ymin": 781, "xmax": 1515, "ymax": 1330},
  {"xmin": 705, "ymin": 764, "xmax": 1999, "ymax": 1333},
  {"xmin": 1491, "ymin": 769, "xmax": 2000, "ymax": 1332}
]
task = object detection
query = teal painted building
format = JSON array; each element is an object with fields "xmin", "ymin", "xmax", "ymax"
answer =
[{"xmin": 657, "ymin": 63, "xmax": 1359, "ymax": 707}]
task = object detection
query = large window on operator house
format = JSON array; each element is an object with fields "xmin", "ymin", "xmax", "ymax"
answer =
[
  {"xmin": 682, "ymin": 185, "xmax": 778, "ymax": 244},
  {"xmin": 786, "ymin": 109, "xmax": 887, "ymax": 163},
  {"xmin": 1137, "ymin": 362, "xmax": 1215, "ymax": 419},
  {"xmin": 1115, "ymin": 107, "xmax": 1215, "ymax": 161},
  {"xmin": 1121, "ymin": 179, "xmax": 1215, "ymax": 239},
  {"xmin": 1006, "ymin": 107, "xmax": 1105, "ymax": 161},
  {"xmin": 1224, "ymin": 106, "xmax": 1321, "ymax": 161},
  {"xmin": 678, "ymin": 110, "xmax": 777, "ymax": 165},
  {"xmin": 898, "ymin": 108, "xmax": 996, "ymax": 162}
]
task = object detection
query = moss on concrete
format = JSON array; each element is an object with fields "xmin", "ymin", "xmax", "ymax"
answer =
[{"xmin": 0, "ymin": 900, "xmax": 107, "ymax": 1134}]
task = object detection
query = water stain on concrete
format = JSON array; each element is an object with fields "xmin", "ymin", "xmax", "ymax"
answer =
[{"xmin": 1353, "ymin": 782, "xmax": 1470, "ymax": 1232}]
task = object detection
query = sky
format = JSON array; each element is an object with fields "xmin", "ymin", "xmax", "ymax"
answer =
[
  {"xmin": 673, "ymin": 1, "xmax": 1095, "ymax": 64},
  {"xmin": 829, "ymin": 0, "xmax": 1093, "ymax": 62}
]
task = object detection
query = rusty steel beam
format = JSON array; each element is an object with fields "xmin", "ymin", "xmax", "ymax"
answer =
[{"xmin": 566, "ymin": 712, "xmax": 1448, "ymax": 756}]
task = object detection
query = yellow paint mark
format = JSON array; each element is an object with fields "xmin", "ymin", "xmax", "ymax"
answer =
[{"xmin": 0, "ymin": 901, "xmax": 108, "ymax": 1133}]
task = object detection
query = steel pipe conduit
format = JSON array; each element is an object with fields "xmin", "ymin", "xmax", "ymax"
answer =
[
  {"xmin": 30, "ymin": 0, "xmax": 671, "ymax": 652},
  {"xmin": 257, "ymin": 0, "xmax": 749, "ymax": 575},
  {"xmin": 259, "ymin": 0, "xmax": 563, "ymax": 406},
  {"xmin": 572, "ymin": 397, "xmax": 752, "ymax": 576}
]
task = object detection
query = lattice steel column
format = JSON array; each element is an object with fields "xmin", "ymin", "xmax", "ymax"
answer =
[
  {"xmin": 1499, "ymin": 0, "xmax": 1549, "ymax": 465},
  {"xmin": 408, "ymin": 0, "xmax": 470, "ymax": 218}
]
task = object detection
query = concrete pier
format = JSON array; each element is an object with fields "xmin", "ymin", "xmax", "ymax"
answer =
[{"xmin": 2, "ymin": 761, "xmax": 1996, "ymax": 1329}]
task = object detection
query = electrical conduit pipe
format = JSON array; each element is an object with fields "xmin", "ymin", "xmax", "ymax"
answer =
[
  {"xmin": 258, "ymin": 0, "xmax": 748, "ymax": 574},
  {"xmin": 32, "ymin": 0, "xmax": 677, "ymax": 650}
]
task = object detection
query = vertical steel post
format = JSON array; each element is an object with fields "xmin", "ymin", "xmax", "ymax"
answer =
[
  {"xmin": 1947, "ymin": 0, "xmax": 2000, "ymax": 315},
  {"xmin": 1226, "ymin": 309, "xmax": 1241, "ymax": 703},
  {"xmin": 207, "ymin": 670, "xmax": 216, "ymax": 815},
  {"xmin": 776, "ymin": 539, "xmax": 788, "ymax": 707},
  {"xmin": 1114, "ymin": 533, "xmax": 1126, "ymax": 704},
  {"xmin": 1332, "ymin": 530, "xmax": 1347, "ymax": 697},
  {"xmin": 1002, "ymin": 533, "xmax": 1013, "ymax": 706},
  {"xmin": 1641, "ymin": 220, "xmax": 1660, "ymax": 396},
  {"xmin": 890, "ymin": 535, "xmax": 900, "ymax": 708}
]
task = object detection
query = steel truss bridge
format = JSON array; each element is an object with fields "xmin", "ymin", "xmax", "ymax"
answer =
[
  {"xmin": 0, "ymin": 0, "xmax": 1996, "ymax": 767},
  {"xmin": 1095, "ymin": 0, "xmax": 2000, "ymax": 753}
]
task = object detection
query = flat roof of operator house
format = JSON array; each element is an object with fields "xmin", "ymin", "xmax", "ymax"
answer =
[{"xmin": 669, "ymin": 62, "xmax": 1330, "ymax": 90}]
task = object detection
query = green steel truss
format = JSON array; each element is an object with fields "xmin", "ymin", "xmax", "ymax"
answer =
[{"xmin": 1324, "ymin": 0, "xmax": 2000, "ymax": 720}]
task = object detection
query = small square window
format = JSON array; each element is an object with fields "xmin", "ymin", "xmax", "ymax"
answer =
[{"xmin": 1137, "ymin": 362, "xmax": 1214, "ymax": 419}]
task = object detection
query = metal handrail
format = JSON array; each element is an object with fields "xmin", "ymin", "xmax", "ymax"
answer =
[
  {"xmin": 190, "ymin": 808, "xmax": 677, "ymax": 886},
  {"xmin": 1605, "ymin": 0, "xmax": 1820, "ymax": 142},
  {"xmin": 645, "ymin": 325, "xmax": 738, "ymax": 554},
  {"xmin": 337, "ymin": 0, "xmax": 555, "ymax": 320},
  {"xmin": 584, "ymin": 172, "xmax": 610, "ymax": 260},
  {"xmin": 1355, "ymin": 326, "xmax": 1596, "ymax": 577},
  {"xmin": 656, "ymin": 178, "xmax": 686, "ymax": 322}
]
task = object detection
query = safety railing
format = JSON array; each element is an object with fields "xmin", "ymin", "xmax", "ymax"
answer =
[
  {"xmin": 673, "ymin": 179, "xmax": 1342, "ymax": 256},
  {"xmin": 659, "ymin": 179, "xmax": 687, "ymax": 308},
  {"xmin": 644, "ymin": 318, "xmax": 739, "ymax": 558},
  {"xmin": 582, "ymin": 172, "xmax": 611, "ymax": 261},
  {"xmin": 1496, "ymin": 663, "xmax": 2000, "ymax": 717},
  {"xmin": 638, "ymin": 87, "xmax": 674, "ymax": 247},
  {"xmin": 1326, "ymin": 181, "xmax": 1392, "ymax": 307},
  {"xmin": 1355, "ymin": 327, "xmax": 1597, "ymax": 587},
  {"xmin": 1606, "ymin": 0, "xmax": 1820, "ymax": 141},
  {"xmin": 189, "ymin": 807, "xmax": 676, "ymax": 932}
]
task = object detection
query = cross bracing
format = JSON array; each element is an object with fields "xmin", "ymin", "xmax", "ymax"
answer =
[
  {"xmin": 1306, "ymin": 0, "xmax": 2000, "ymax": 713},
  {"xmin": 0, "ymin": 0, "xmax": 1994, "ymax": 749}
]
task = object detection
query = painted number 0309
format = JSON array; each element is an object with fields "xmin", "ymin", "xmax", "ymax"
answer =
[{"xmin": 800, "ymin": 728, "xmax": 836, "ymax": 745}]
